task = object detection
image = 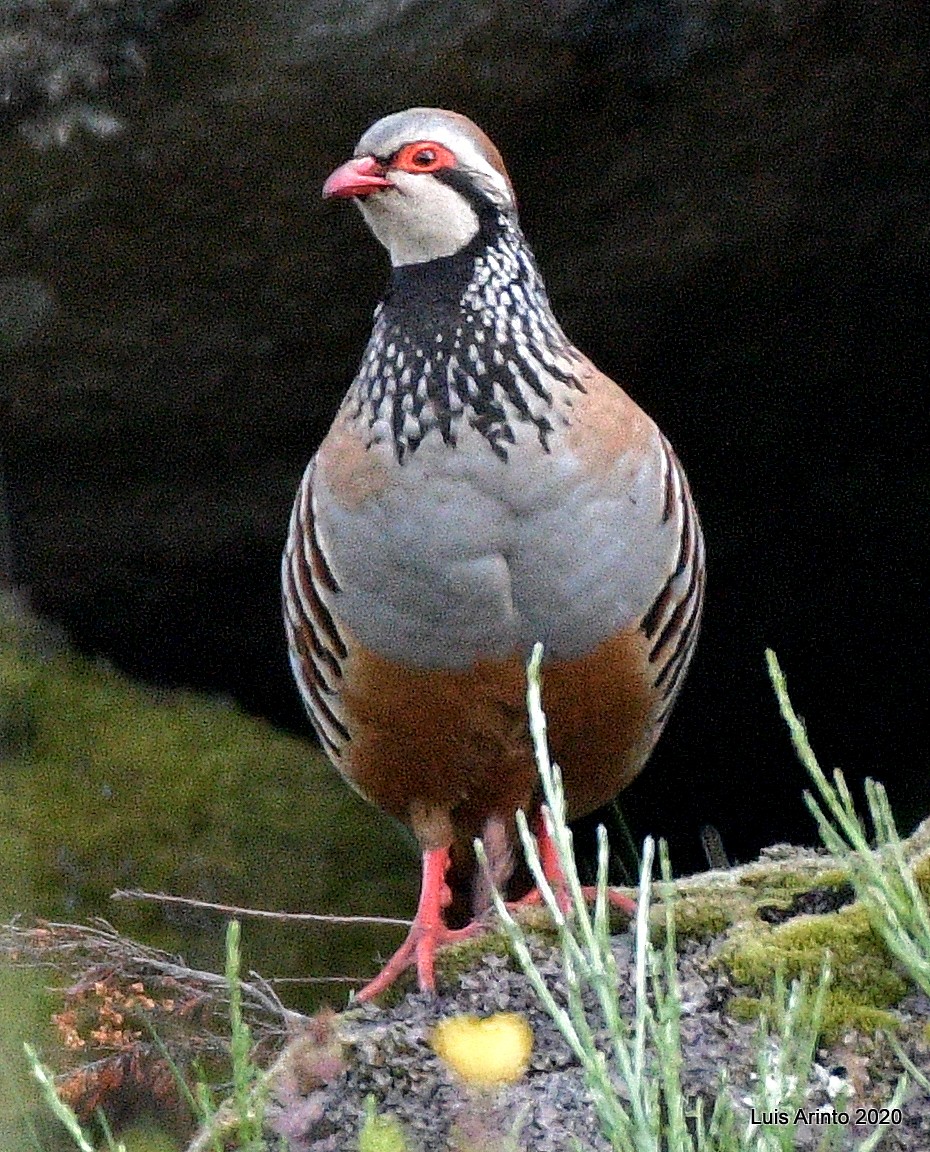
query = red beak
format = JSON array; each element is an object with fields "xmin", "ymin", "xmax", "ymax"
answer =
[{"xmin": 322, "ymin": 155, "xmax": 393, "ymax": 200}]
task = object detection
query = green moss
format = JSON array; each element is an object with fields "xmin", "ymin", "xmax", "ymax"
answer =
[
  {"xmin": 0, "ymin": 961, "xmax": 62, "ymax": 1148},
  {"xmin": 359, "ymin": 1096, "xmax": 411, "ymax": 1152},
  {"xmin": 116, "ymin": 1123, "xmax": 181, "ymax": 1152},
  {"xmin": 723, "ymin": 904, "xmax": 909, "ymax": 1040},
  {"xmin": 0, "ymin": 595, "xmax": 418, "ymax": 1006},
  {"xmin": 727, "ymin": 989, "xmax": 897, "ymax": 1037},
  {"xmin": 818, "ymin": 998, "xmax": 899, "ymax": 1037},
  {"xmin": 437, "ymin": 928, "xmax": 515, "ymax": 983},
  {"xmin": 655, "ymin": 895, "xmax": 732, "ymax": 944},
  {"xmin": 361, "ymin": 929, "xmax": 518, "ymax": 1010},
  {"xmin": 728, "ymin": 994, "xmax": 764, "ymax": 1023},
  {"xmin": 737, "ymin": 862, "xmax": 850, "ymax": 900}
]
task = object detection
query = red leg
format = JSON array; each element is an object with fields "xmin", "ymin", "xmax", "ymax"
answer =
[
  {"xmin": 354, "ymin": 846, "xmax": 480, "ymax": 1002},
  {"xmin": 510, "ymin": 813, "xmax": 637, "ymax": 917}
]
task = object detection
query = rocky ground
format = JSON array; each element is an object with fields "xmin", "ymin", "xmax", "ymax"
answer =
[
  {"xmin": 7, "ymin": 824, "xmax": 930, "ymax": 1150},
  {"xmin": 261, "ymin": 923, "xmax": 930, "ymax": 1152}
]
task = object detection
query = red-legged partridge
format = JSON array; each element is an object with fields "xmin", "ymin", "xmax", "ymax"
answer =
[{"xmin": 283, "ymin": 108, "xmax": 705, "ymax": 1000}]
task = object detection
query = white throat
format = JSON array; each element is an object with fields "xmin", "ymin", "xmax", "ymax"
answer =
[{"xmin": 356, "ymin": 177, "xmax": 481, "ymax": 267}]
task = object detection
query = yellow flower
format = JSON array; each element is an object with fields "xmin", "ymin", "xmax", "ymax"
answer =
[{"xmin": 430, "ymin": 1012, "xmax": 533, "ymax": 1088}]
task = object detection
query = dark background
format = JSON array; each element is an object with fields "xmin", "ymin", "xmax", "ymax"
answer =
[{"xmin": 2, "ymin": 0, "xmax": 927, "ymax": 877}]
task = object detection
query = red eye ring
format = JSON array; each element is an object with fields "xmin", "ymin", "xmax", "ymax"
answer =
[{"xmin": 393, "ymin": 141, "xmax": 456, "ymax": 174}]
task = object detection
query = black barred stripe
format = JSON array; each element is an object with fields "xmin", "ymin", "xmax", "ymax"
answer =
[
  {"xmin": 653, "ymin": 613, "xmax": 702, "ymax": 725},
  {"xmin": 295, "ymin": 518, "xmax": 347, "ymax": 662},
  {"xmin": 288, "ymin": 552, "xmax": 344, "ymax": 680},
  {"xmin": 651, "ymin": 583, "xmax": 692, "ymax": 673},
  {"xmin": 283, "ymin": 468, "xmax": 351, "ymax": 758},
  {"xmin": 640, "ymin": 436, "xmax": 705, "ymax": 719},
  {"xmin": 649, "ymin": 519, "xmax": 699, "ymax": 664},
  {"xmin": 641, "ymin": 576, "xmax": 673, "ymax": 641},
  {"xmin": 303, "ymin": 697, "xmax": 342, "ymax": 757},
  {"xmin": 654, "ymin": 617, "xmax": 701, "ymax": 726},
  {"xmin": 644, "ymin": 443, "xmax": 697, "ymax": 650},
  {"xmin": 291, "ymin": 614, "xmax": 340, "ymax": 693},
  {"xmin": 653, "ymin": 541, "xmax": 705, "ymax": 729},
  {"xmin": 655, "ymin": 568, "xmax": 703, "ymax": 692},
  {"xmin": 303, "ymin": 675, "xmax": 351, "ymax": 747},
  {"xmin": 661, "ymin": 440, "xmax": 676, "ymax": 524},
  {"xmin": 307, "ymin": 504, "xmax": 341, "ymax": 596}
]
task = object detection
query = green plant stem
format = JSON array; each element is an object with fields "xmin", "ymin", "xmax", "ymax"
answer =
[{"xmin": 766, "ymin": 649, "xmax": 930, "ymax": 997}]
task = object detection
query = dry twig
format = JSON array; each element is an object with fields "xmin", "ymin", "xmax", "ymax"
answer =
[{"xmin": 111, "ymin": 887, "xmax": 413, "ymax": 928}]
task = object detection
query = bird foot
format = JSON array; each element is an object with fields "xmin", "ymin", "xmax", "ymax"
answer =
[
  {"xmin": 510, "ymin": 884, "xmax": 637, "ymax": 918},
  {"xmin": 354, "ymin": 916, "xmax": 480, "ymax": 1003},
  {"xmin": 508, "ymin": 812, "xmax": 637, "ymax": 918},
  {"xmin": 354, "ymin": 845, "xmax": 481, "ymax": 1003}
]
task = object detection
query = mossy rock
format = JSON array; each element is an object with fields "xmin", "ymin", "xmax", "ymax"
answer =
[
  {"xmin": 722, "ymin": 904, "xmax": 908, "ymax": 1038},
  {"xmin": 457, "ymin": 835, "xmax": 929, "ymax": 1044},
  {"xmin": 0, "ymin": 593, "xmax": 417, "ymax": 991}
]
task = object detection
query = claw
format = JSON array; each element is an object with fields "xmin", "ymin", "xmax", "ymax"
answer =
[
  {"xmin": 508, "ymin": 814, "xmax": 637, "ymax": 918},
  {"xmin": 355, "ymin": 846, "xmax": 481, "ymax": 1002}
]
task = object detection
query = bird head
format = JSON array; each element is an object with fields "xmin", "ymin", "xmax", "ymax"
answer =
[{"xmin": 322, "ymin": 108, "xmax": 517, "ymax": 268}]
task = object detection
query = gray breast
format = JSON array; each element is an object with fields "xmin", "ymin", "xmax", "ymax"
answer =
[{"xmin": 313, "ymin": 417, "xmax": 676, "ymax": 669}]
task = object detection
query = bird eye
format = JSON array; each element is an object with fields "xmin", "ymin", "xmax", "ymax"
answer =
[{"xmin": 393, "ymin": 141, "xmax": 455, "ymax": 174}]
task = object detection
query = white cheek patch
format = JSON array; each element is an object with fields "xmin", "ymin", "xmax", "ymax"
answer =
[{"xmin": 358, "ymin": 177, "xmax": 481, "ymax": 266}]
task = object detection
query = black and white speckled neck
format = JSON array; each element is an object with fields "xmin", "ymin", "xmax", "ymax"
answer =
[{"xmin": 345, "ymin": 211, "xmax": 586, "ymax": 462}]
